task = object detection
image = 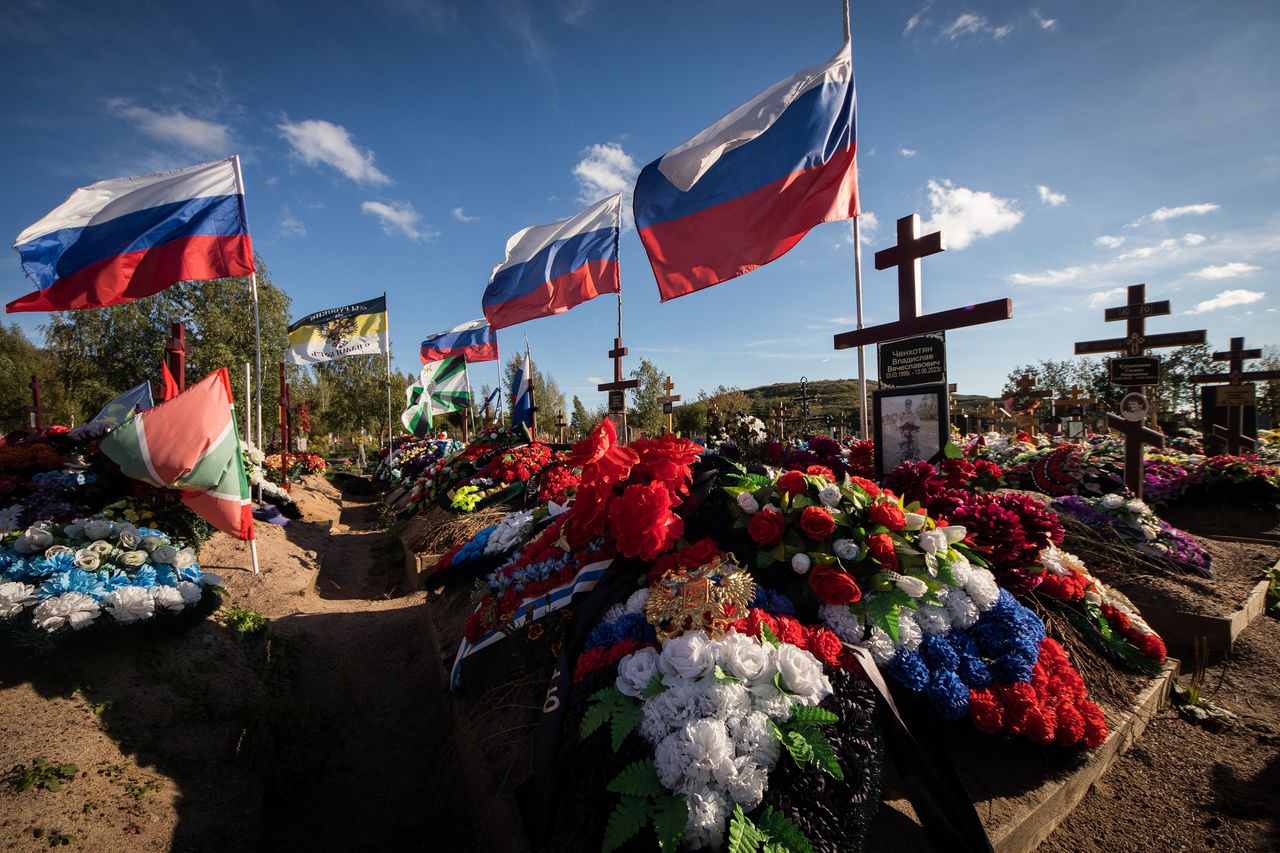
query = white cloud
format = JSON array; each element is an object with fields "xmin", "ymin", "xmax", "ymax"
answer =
[
  {"xmin": 922, "ymin": 179, "xmax": 1023, "ymax": 249},
  {"xmin": 1129, "ymin": 202, "xmax": 1219, "ymax": 226},
  {"xmin": 452, "ymin": 206, "xmax": 479, "ymax": 223},
  {"xmin": 1031, "ymin": 9, "xmax": 1057, "ymax": 30},
  {"xmin": 278, "ymin": 211, "xmax": 306, "ymax": 238},
  {"xmin": 109, "ymin": 101, "xmax": 233, "ymax": 157},
  {"xmin": 279, "ymin": 119, "xmax": 391, "ymax": 186},
  {"xmin": 573, "ymin": 142, "xmax": 639, "ymax": 223},
  {"xmin": 944, "ymin": 13, "xmax": 988, "ymax": 39},
  {"xmin": 1183, "ymin": 233, "xmax": 1207, "ymax": 246},
  {"xmin": 1036, "ymin": 185, "xmax": 1067, "ymax": 206},
  {"xmin": 1009, "ymin": 266, "xmax": 1085, "ymax": 286},
  {"xmin": 904, "ymin": 3, "xmax": 931, "ymax": 35},
  {"xmin": 1094, "ymin": 235, "xmax": 1126, "ymax": 249},
  {"xmin": 1185, "ymin": 289, "xmax": 1265, "ymax": 314},
  {"xmin": 1193, "ymin": 262, "xmax": 1261, "ymax": 279},
  {"xmin": 361, "ymin": 200, "xmax": 437, "ymax": 241},
  {"xmin": 992, "ymin": 24, "xmax": 1014, "ymax": 39},
  {"xmin": 842, "ymin": 210, "xmax": 880, "ymax": 248},
  {"xmin": 1087, "ymin": 287, "xmax": 1127, "ymax": 309},
  {"xmin": 1117, "ymin": 238, "xmax": 1178, "ymax": 261},
  {"xmin": 898, "ymin": 146, "xmax": 918, "ymax": 157}
]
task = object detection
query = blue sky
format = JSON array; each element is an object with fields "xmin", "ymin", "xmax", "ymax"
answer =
[{"xmin": 2, "ymin": 0, "xmax": 1278, "ymax": 405}]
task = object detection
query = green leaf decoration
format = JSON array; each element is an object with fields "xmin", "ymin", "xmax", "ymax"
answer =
[
  {"xmin": 866, "ymin": 595, "xmax": 903, "ymax": 643},
  {"xmin": 804, "ymin": 726, "xmax": 845, "ymax": 780},
  {"xmin": 783, "ymin": 730, "xmax": 815, "ymax": 766},
  {"xmin": 602, "ymin": 796, "xmax": 650, "ymax": 853},
  {"xmin": 1059, "ymin": 603, "xmax": 1161, "ymax": 676},
  {"xmin": 759, "ymin": 622, "xmax": 782, "ymax": 647},
  {"xmin": 714, "ymin": 664, "xmax": 742, "ymax": 683},
  {"xmin": 944, "ymin": 442, "xmax": 964, "ymax": 459},
  {"xmin": 651, "ymin": 794, "xmax": 688, "ymax": 850},
  {"xmin": 935, "ymin": 559, "xmax": 958, "ymax": 588},
  {"xmin": 756, "ymin": 551, "xmax": 776, "ymax": 569},
  {"xmin": 642, "ymin": 674, "xmax": 667, "ymax": 699},
  {"xmin": 788, "ymin": 705, "xmax": 838, "ymax": 724},
  {"xmin": 758, "ymin": 806, "xmax": 816, "ymax": 853},
  {"xmin": 792, "ymin": 495, "xmax": 814, "ymax": 510},
  {"xmin": 611, "ymin": 701, "xmax": 644, "ymax": 752},
  {"xmin": 728, "ymin": 805, "xmax": 767, "ymax": 853},
  {"xmin": 579, "ymin": 689, "xmax": 619, "ymax": 741},
  {"xmin": 607, "ymin": 759, "xmax": 666, "ymax": 798}
]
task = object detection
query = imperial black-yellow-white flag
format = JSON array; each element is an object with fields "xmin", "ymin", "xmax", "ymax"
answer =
[
  {"xmin": 402, "ymin": 356, "xmax": 470, "ymax": 437},
  {"xmin": 287, "ymin": 295, "xmax": 388, "ymax": 364}
]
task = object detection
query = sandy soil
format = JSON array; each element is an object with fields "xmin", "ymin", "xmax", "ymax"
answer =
[{"xmin": 0, "ymin": 476, "xmax": 475, "ymax": 852}]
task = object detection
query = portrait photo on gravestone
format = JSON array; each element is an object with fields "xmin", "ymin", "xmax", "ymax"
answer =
[{"xmin": 873, "ymin": 383, "xmax": 947, "ymax": 476}]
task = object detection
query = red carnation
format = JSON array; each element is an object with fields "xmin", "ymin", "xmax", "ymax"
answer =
[
  {"xmin": 777, "ymin": 470, "xmax": 808, "ymax": 497},
  {"xmin": 866, "ymin": 533, "xmax": 898, "ymax": 570},
  {"xmin": 632, "ymin": 433, "xmax": 702, "ymax": 493},
  {"xmin": 808, "ymin": 628, "xmax": 845, "ymax": 667},
  {"xmin": 868, "ymin": 501, "xmax": 906, "ymax": 532},
  {"xmin": 807, "ymin": 564, "xmax": 862, "ymax": 605},
  {"xmin": 797, "ymin": 505, "xmax": 836, "ymax": 541},
  {"xmin": 968, "ymin": 688, "xmax": 1005, "ymax": 734},
  {"xmin": 570, "ymin": 417, "xmax": 615, "ymax": 467},
  {"xmin": 609, "ymin": 482, "xmax": 684, "ymax": 561},
  {"xmin": 564, "ymin": 481, "xmax": 613, "ymax": 549},
  {"xmin": 747, "ymin": 509, "xmax": 786, "ymax": 546},
  {"xmin": 806, "ymin": 465, "xmax": 837, "ymax": 481}
]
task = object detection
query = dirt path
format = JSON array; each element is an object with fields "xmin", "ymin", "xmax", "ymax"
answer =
[{"xmin": 0, "ymin": 477, "xmax": 474, "ymax": 852}]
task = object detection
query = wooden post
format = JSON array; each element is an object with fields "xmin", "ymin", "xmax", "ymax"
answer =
[
  {"xmin": 659, "ymin": 375, "xmax": 681, "ymax": 435},
  {"xmin": 278, "ymin": 363, "xmax": 290, "ymax": 491},
  {"xmin": 27, "ymin": 374, "xmax": 47, "ymax": 430},
  {"xmin": 556, "ymin": 409, "xmax": 566, "ymax": 444}
]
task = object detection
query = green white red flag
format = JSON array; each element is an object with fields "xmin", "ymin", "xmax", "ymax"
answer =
[{"xmin": 100, "ymin": 367, "xmax": 254, "ymax": 541}]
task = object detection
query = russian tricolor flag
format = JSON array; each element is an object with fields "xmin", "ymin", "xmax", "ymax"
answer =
[
  {"xmin": 420, "ymin": 318, "xmax": 499, "ymax": 364},
  {"xmin": 633, "ymin": 42, "xmax": 858, "ymax": 301},
  {"xmin": 9, "ymin": 157, "xmax": 254, "ymax": 313},
  {"xmin": 482, "ymin": 194, "xmax": 621, "ymax": 331}
]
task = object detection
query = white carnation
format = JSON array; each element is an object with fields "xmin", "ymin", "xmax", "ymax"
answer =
[
  {"xmin": 152, "ymin": 585, "xmax": 186, "ymax": 612},
  {"xmin": 32, "ymin": 592, "xmax": 100, "ymax": 632},
  {"xmin": 683, "ymin": 718, "xmax": 737, "ymax": 788},
  {"xmin": 623, "ymin": 587, "xmax": 650, "ymax": 615},
  {"xmin": 176, "ymin": 581, "xmax": 204, "ymax": 605},
  {"xmin": 963, "ymin": 566, "xmax": 1001, "ymax": 611},
  {"xmin": 945, "ymin": 588, "xmax": 981, "ymax": 629},
  {"xmin": 818, "ymin": 602, "xmax": 863, "ymax": 643},
  {"xmin": 601, "ymin": 603, "xmax": 627, "ymax": 626},
  {"xmin": 896, "ymin": 609, "xmax": 923, "ymax": 652},
  {"xmin": 0, "ymin": 581, "xmax": 36, "ymax": 618},
  {"xmin": 1101, "ymin": 493, "xmax": 1124, "ymax": 509},
  {"xmin": 864, "ymin": 625, "xmax": 897, "ymax": 666},
  {"xmin": 698, "ymin": 679, "xmax": 753, "ymax": 721},
  {"xmin": 103, "ymin": 586, "xmax": 155, "ymax": 624},
  {"xmin": 683, "ymin": 788, "xmax": 729, "ymax": 851},
  {"xmin": 654, "ymin": 731, "xmax": 692, "ymax": 789},
  {"xmin": 726, "ymin": 756, "xmax": 770, "ymax": 809}
]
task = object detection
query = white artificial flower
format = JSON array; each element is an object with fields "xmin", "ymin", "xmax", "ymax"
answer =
[
  {"xmin": 727, "ymin": 756, "xmax": 770, "ymax": 810},
  {"xmin": 1126, "ymin": 499, "xmax": 1147, "ymax": 514},
  {"xmin": 623, "ymin": 588, "xmax": 650, "ymax": 615},
  {"xmin": 818, "ymin": 484, "xmax": 842, "ymax": 507},
  {"xmin": 790, "ymin": 553, "xmax": 812, "ymax": 575},
  {"xmin": 13, "ymin": 526, "xmax": 54, "ymax": 555},
  {"xmin": 62, "ymin": 519, "xmax": 87, "ymax": 539},
  {"xmin": 87, "ymin": 539, "xmax": 114, "ymax": 556},
  {"xmin": 818, "ymin": 602, "xmax": 864, "ymax": 643},
  {"xmin": 895, "ymin": 575, "xmax": 929, "ymax": 598},
  {"xmin": 83, "ymin": 519, "xmax": 115, "ymax": 541},
  {"xmin": 773, "ymin": 644, "xmax": 832, "ymax": 704},
  {"xmin": 546, "ymin": 500, "xmax": 569, "ymax": 518},
  {"xmin": 118, "ymin": 550, "xmax": 149, "ymax": 568},
  {"xmin": 1101, "ymin": 494, "xmax": 1124, "ymax": 509},
  {"xmin": 940, "ymin": 525, "xmax": 967, "ymax": 545},
  {"xmin": 141, "ymin": 534, "xmax": 166, "ymax": 552},
  {"xmin": 728, "ymin": 711, "xmax": 780, "ymax": 763},
  {"xmin": 176, "ymin": 581, "xmax": 203, "ymax": 605},
  {"xmin": 917, "ymin": 529, "xmax": 948, "ymax": 555},
  {"xmin": 747, "ymin": 678, "xmax": 795, "ymax": 720},
  {"xmin": 683, "ymin": 718, "xmax": 737, "ymax": 788},
  {"xmin": 32, "ymin": 592, "xmax": 100, "ymax": 631},
  {"xmin": 73, "ymin": 550, "xmax": 101, "ymax": 571},
  {"xmin": 1141, "ymin": 525, "xmax": 1158, "ymax": 541},
  {"xmin": 716, "ymin": 631, "xmax": 773, "ymax": 683},
  {"xmin": 915, "ymin": 597, "xmax": 954, "ymax": 635},
  {"xmin": 833, "ymin": 538, "xmax": 860, "ymax": 561},
  {"xmin": 660, "ymin": 630, "xmax": 716, "ymax": 684},
  {"xmin": 683, "ymin": 788, "xmax": 729, "ymax": 851},
  {"xmin": 172, "ymin": 548, "xmax": 198, "ymax": 569},
  {"xmin": 0, "ymin": 581, "xmax": 37, "ymax": 618},
  {"xmin": 863, "ymin": 625, "xmax": 897, "ymax": 666},
  {"xmin": 152, "ymin": 585, "xmax": 186, "ymax": 612},
  {"xmin": 0, "ymin": 505, "xmax": 25, "ymax": 536},
  {"xmin": 962, "ymin": 566, "xmax": 1001, "ymax": 611},
  {"xmin": 736, "ymin": 492, "xmax": 760, "ymax": 514},
  {"xmin": 151, "ymin": 544, "xmax": 180, "ymax": 566},
  {"xmin": 640, "ymin": 681, "xmax": 702, "ymax": 743},
  {"xmin": 945, "ymin": 588, "xmax": 981, "ymax": 629},
  {"xmin": 902, "ymin": 512, "xmax": 927, "ymax": 531},
  {"xmin": 896, "ymin": 609, "xmax": 923, "ymax": 653},
  {"xmin": 616, "ymin": 647, "xmax": 660, "ymax": 698},
  {"xmin": 1083, "ymin": 589, "xmax": 1103, "ymax": 605},
  {"xmin": 116, "ymin": 526, "xmax": 141, "ymax": 549},
  {"xmin": 697, "ymin": 679, "xmax": 753, "ymax": 721},
  {"xmin": 654, "ymin": 731, "xmax": 692, "ymax": 789},
  {"xmin": 44, "ymin": 545, "xmax": 74, "ymax": 558},
  {"xmin": 103, "ymin": 586, "xmax": 155, "ymax": 624},
  {"xmin": 601, "ymin": 603, "xmax": 627, "ymax": 626}
]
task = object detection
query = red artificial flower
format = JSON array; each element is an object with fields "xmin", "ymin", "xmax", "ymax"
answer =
[
  {"xmin": 747, "ymin": 509, "xmax": 786, "ymax": 546},
  {"xmin": 609, "ymin": 482, "xmax": 684, "ymax": 561},
  {"xmin": 797, "ymin": 505, "xmax": 836, "ymax": 541},
  {"xmin": 866, "ymin": 533, "xmax": 898, "ymax": 570},
  {"xmin": 632, "ymin": 433, "xmax": 702, "ymax": 493},
  {"xmin": 807, "ymin": 564, "xmax": 862, "ymax": 605},
  {"xmin": 675, "ymin": 537, "xmax": 722, "ymax": 569},
  {"xmin": 808, "ymin": 628, "xmax": 846, "ymax": 667},
  {"xmin": 939, "ymin": 457, "xmax": 976, "ymax": 487},
  {"xmin": 849, "ymin": 476, "xmax": 881, "ymax": 498},
  {"xmin": 1036, "ymin": 570, "xmax": 1090, "ymax": 602},
  {"xmin": 806, "ymin": 465, "xmax": 837, "ymax": 481},
  {"xmin": 570, "ymin": 417, "xmax": 615, "ymax": 467},
  {"xmin": 583, "ymin": 443, "xmax": 640, "ymax": 486},
  {"xmin": 1080, "ymin": 700, "xmax": 1109, "ymax": 747},
  {"xmin": 968, "ymin": 688, "xmax": 1005, "ymax": 733},
  {"xmin": 868, "ymin": 501, "xmax": 906, "ymax": 532},
  {"xmin": 777, "ymin": 470, "xmax": 808, "ymax": 497},
  {"xmin": 565, "ymin": 481, "xmax": 613, "ymax": 548},
  {"xmin": 775, "ymin": 614, "xmax": 809, "ymax": 649}
]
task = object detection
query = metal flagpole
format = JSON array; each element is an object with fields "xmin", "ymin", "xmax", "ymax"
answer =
[
  {"xmin": 249, "ymin": 538, "xmax": 260, "ymax": 575},
  {"xmin": 232, "ymin": 155, "xmax": 265, "ymax": 449},
  {"xmin": 243, "ymin": 362, "xmax": 252, "ymax": 445},
  {"xmin": 383, "ymin": 291, "xmax": 392, "ymax": 450},
  {"xmin": 463, "ymin": 360, "xmax": 475, "ymax": 440},
  {"xmin": 843, "ymin": 0, "xmax": 869, "ymax": 440},
  {"xmin": 495, "ymin": 329, "xmax": 503, "ymax": 427}
]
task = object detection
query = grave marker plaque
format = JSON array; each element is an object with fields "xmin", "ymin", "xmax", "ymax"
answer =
[
  {"xmin": 877, "ymin": 333, "xmax": 946, "ymax": 387},
  {"xmin": 1109, "ymin": 356, "xmax": 1161, "ymax": 387}
]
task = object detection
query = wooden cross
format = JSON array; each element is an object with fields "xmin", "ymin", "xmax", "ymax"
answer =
[
  {"xmin": 1187, "ymin": 336, "xmax": 1280, "ymax": 454},
  {"xmin": 1108, "ymin": 411, "xmax": 1165, "ymax": 499},
  {"xmin": 1075, "ymin": 283, "xmax": 1206, "ymax": 358},
  {"xmin": 556, "ymin": 409, "xmax": 567, "ymax": 444},
  {"xmin": 597, "ymin": 337, "xmax": 639, "ymax": 439},
  {"xmin": 792, "ymin": 377, "xmax": 818, "ymax": 433},
  {"xmin": 27, "ymin": 374, "xmax": 48, "ymax": 430},
  {"xmin": 659, "ymin": 375, "xmax": 682, "ymax": 435},
  {"xmin": 833, "ymin": 214, "xmax": 1012, "ymax": 350},
  {"xmin": 1053, "ymin": 385, "xmax": 1095, "ymax": 412},
  {"xmin": 773, "ymin": 402, "xmax": 787, "ymax": 441},
  {"xmin": 1010, "ymin": 374, "xmax": 1052, "ymax": 436}
]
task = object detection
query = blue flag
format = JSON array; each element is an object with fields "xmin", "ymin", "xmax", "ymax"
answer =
[{"xmin": 91, "ymin": 382, "xmax": 155, "ymax": 428}]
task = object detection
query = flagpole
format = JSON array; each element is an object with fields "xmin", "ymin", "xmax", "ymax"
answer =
[
  {"xmin": 249, "ymin": 537, "xmax": 260, "ymax": 576},
  {"xmin": 495, "ymin": 329, "xmax": 503, "ymax": 428},
  {"xmin": 243, "ymin": 362, "xmax": 252, "ymax": 445},
  {"xmin": 233, "ymin": 155, "xmax": 265, "ymax": 450},
  {"xmin": 524, "ymin": 333, "xmax": 537, "ymax": 439},
  {"xmin": 383, "ymin": 290, "xmax": 392, "ymax": 450},
  {"xmin": 463, "ymin": 360, "xmax": 474, "ymax": 441},
  {"xmin": 843, "ymin": 0, "xmax": 869, "ymax": 441}
]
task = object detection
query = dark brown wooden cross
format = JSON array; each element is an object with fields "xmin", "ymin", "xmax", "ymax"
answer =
[
  {"xmin": 597, "ymin": 336, "xmax": 639, "ymax": 440},
  {"xmin": 833, "ymin": 214, "xmax": 1012, "ymax": 350},
  {"xmin": 1187, "ymin": 336, "xmax": 1280, "ymax": 454},
  {"xmin": 1108, "ymin": 411, "xmax": 1165, "ymax": 499},
  {"xmin": 1053, "ymin": 385, "xmax": 1095, "ymax": 411},
  {"xmin": 1074, "ymin": 283, "xmax": 1206, "ymax": 357},
  {"xmin": 792, "ymin": 377, "xmax": 819, "ymax": 433},
  {"xmin": 27, "ymin": 374, "xmax": 47, "ymax": 430},
  {"xmin": 659, "ymin": 376, "xmax": 681, "ymax": 435},
  {"xmin": 1011, "ymin": 374, "xmax": 1052, "ymax": 435},
  {"xmin": 556, "ymin": 409, "xmax": 567, "ymax": 444}
]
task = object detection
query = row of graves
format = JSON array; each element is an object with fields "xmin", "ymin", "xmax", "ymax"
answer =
[{"xmin": 374, "ymin": 212, "xmax": 1280, "ymax": 852}]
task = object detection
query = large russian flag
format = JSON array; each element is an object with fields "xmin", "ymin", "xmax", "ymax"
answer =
[
  {"xmin": 9, "ymin": 157, "xmax": 254, "ymax": 313},
  {"xmin": 633, "ymin": 43, "xmax": 858, "ymax": 301},
  {"xmin": 420, "ymin": 318, "xmax": 499, "ymax": 363},
  {"xmin": 482, "ymin": 194, "xmax": 620, "ymax": 331}
]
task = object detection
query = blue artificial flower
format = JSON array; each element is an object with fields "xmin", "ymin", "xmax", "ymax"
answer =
[
  {"xmin": 750, "ymin": 587, "xmax": 797, "ymax": 617},
  {"xmin": 178, "ymin": 565, "xmax": 205, "ymax": 583},
  {"xmin": 928, "ymin": 668, "xmax": 971, "ymax": 721},
  {"xmin": 887, "ymin": 650, "xmax": 931, "ymax": 693},
  {"xmin": 919, "ymin": 633, "xmax": 959, "ymax": 672},
  {"xmin": 154, "ymin": 565, "xmax": 179, "ymax": 587},
  {"xmin": 24, "ymin": 551, "xmax": 77, "ymax": 580},
  {"xmin": 948, "ymin": 631, "xmax": 993, "ymax": 688},
  {"xmin": 37, "ymin": 567, "xmax": 106, "ymax": 600},
  {"xmin": 131, "ymin": 566, "xmax": 158, "ymax": 589}
]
